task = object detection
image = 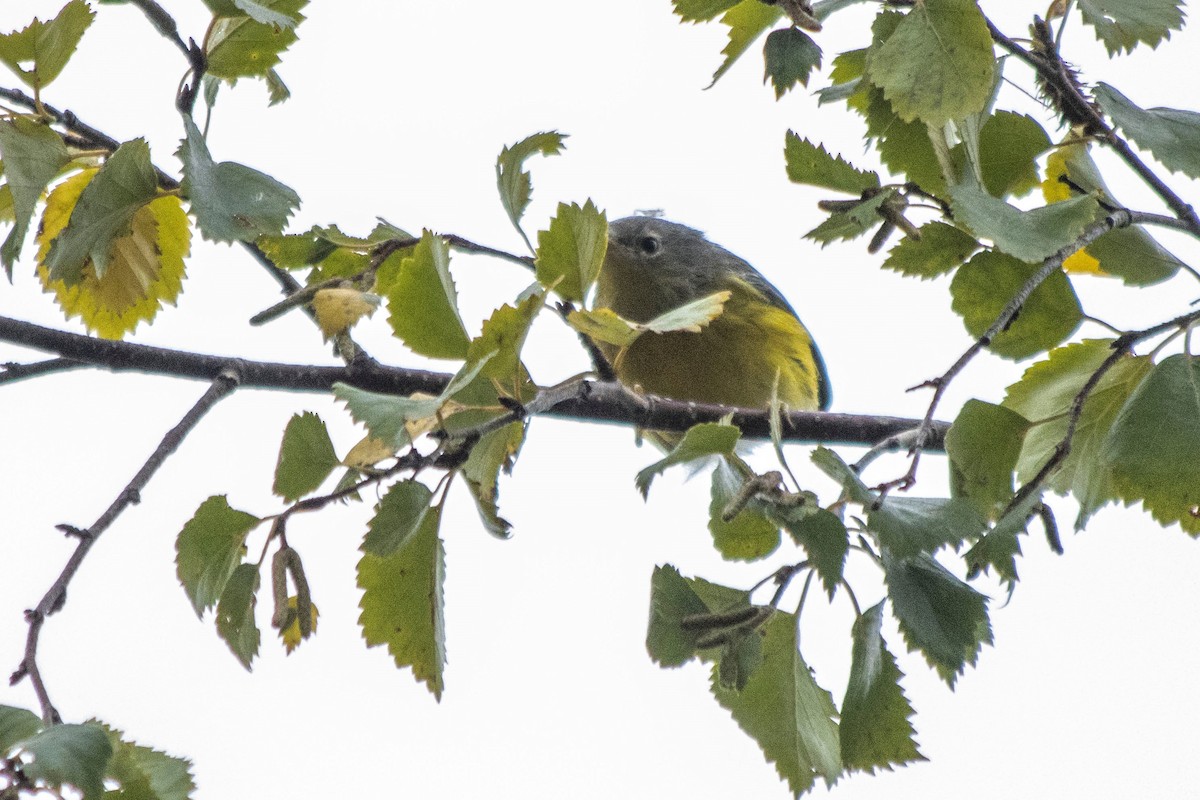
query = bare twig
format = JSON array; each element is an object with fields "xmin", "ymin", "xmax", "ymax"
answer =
[
  {"xmin": 10, "ymin": 370, "xmax": 240, "ymax": 724},
  {"xmin": 0, "ymin": 358, "xmax": 85, "ymax": 385}
]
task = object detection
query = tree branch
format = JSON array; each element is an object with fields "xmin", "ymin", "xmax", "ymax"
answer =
[
  {"xmin": 9, "ymin": 371, "xmax": 240, "ymax": 724},
  {"xmin": 987, "ymin": 18, "xmax": 1200, "ymax": 236},
  {"xmin": 0, "ymin": 313, "xmax": 946, "ymax": 447},
  {"xmin": 1001, "ymin": 306, "xmax": 1200, "ymax": 519},
  {"xmin": 879, "ymin": 209, "xmax": 1135, "ymax": 493},
  {"xmin": 0, "ymin": 358, "xmax": 85, "ymax": 385}
]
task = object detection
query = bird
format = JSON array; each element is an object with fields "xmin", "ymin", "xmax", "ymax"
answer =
[{"xmin": 593, "ymin": 215, "xmax": 830, "ymax": 413}]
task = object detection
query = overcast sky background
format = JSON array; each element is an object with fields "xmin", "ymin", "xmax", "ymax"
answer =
[{"xmin": 3, "ymin": 1, "xmax": 1200, "ymax": 798}]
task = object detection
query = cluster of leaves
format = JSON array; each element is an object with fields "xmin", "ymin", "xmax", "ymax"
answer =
[
  {"xmin": 0, "ymin": 705, "xmax": 193, "ymax": 800},
  {"xmin": 0, "ymin": 0, "xmax": 303, "ymax": 337},
  {"xmin": 4, "ymin": 0, "xmax": 1200, "ymax": 798},
  {"xmin": 650, "ymin": 0, "xmax": 1200, "ymax": 792}
]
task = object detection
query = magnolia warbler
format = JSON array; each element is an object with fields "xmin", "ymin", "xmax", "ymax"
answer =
[{"xmin": 595, "ymin": 216, "xmax": 830, "ymax": 412}]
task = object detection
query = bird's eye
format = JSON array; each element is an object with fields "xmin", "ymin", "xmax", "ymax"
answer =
[{"xmin": 639, "ymin": 235, "xmax": 661, "ymax": 256}]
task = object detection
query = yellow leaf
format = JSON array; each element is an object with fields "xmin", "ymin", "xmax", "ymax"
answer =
[
  {"xmin": 279, "ymin": 596, "xmax": 319, "ymax": 654},
  {"xmin": 311, "ymin": 286, "xmax": 380, "ymax": 340},
  {"xmin": 36, "ymin": 169, "xmax": 190, "ymax": 339},
  {"xmin": 342, "ymin": 434, "xmax": 396, "ymax": 469}
]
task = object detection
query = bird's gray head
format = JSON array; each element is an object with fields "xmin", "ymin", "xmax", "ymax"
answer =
[{"xmin": 599, "ymin": 216, "xmax": 736, "ymax": 320}]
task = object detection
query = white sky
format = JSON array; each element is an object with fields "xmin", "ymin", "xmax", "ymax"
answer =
[{"xmin": 2, "ymin": 1, "xmax": 1199, "ymax": 798}]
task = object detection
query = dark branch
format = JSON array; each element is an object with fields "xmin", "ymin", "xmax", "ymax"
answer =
[
  {"xmin": 987, "ymin": 19, "xmax": 1200, "ymax": 236},
  {"xmin": 0, "ymin": 358, "xmax": 85, "ymax": 385},
  {"xmin": 0, "ymin": 313, "xmax": 947, "ymax": 447},
  {"xmin": 10, "ymin": 371, "xmax": 239, "ymax": 724}
]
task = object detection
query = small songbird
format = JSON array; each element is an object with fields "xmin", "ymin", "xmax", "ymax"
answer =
[{"xmin": 594, "ymin": 216, "xmax": 830, "ymax": 412}]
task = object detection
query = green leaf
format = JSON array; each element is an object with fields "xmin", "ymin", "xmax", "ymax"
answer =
[
  {"xmin": 0, "ymin": 118, "xmax": 70, "ymax": 275},
  {"xmin": 709, "ymin": 457, "xmax": 781, "ymax": 561},
  {"xmin": 496, "ymin": 131, "xmax": 567, "ymax": 249},
  {"xmin": 215, "ymin": 562, "xmax": 261, "ymax": 670},
  {"xmin": 866, "ymin": 0, "xmax": 994, "ymax": 126},
  {"xmin": 461, "ymin": 421, "xmax": 526, "ymax": 539},
  {"xmin": 784, "ymin": 131, "xmax": 880, "ymax": 194},
  {"xmin": 963, "ymin": 489, "xmax": 1042, "ymax": 585},
  {"xmin": 1004, "ymin": 339, "xmax": 1152, "ymax": 528},
  {"xmin": 100, "ymin": 723, "xmax": 195, "ymax": 800},
  {"xmin": 644, "ymin": 290, "xmax": 731, "ymax": 334},
  {"xmin": 178, "ymin": 115, "xmax": 300, "ymax": 242},
  {"xmin": 708, "ymin": 0, "xmax": 782, "ymax": 87},
  {"xmin": 717, "ymin": 629, "xmax": 764, "ymax": 691},
  {"xmin": 358, "ymin": 503, "xmax": 447, "ymax": 699},
  {"xmin": 1077, "ymin": 0, "xmax": 1184, "ymax": 55},
  {"xmin": 868, "ymin": 496, "xmax": 988, "ymax": 558},
  {"xmin": 466, "ymin": 292, "xmax": 543, "ymax": 384},
  {"xmin": 948, "ymin": 178, "xmax": 1098, "ymax": 263},
  {"xmin": 712, "ymin": 612, "xmax": 842, "ymax": 795},
  {"xmin": 861, "ymin": 85, "xmax": 949, "ymax": 195},
  {"xmin": 0, "ymin": 704, "xmax": 43, "ymax": 751},
  {"xmin": 949, "ymin": 250, "xmax": 1083, "ymax": 360},
  {"xmin": 1095, "ymin": 83, "xmax": 1200, "ymax": 179},
  {"xmin": 205, "ymin": 0, "xmax": 307, "ymax": 78},
  {"xmin": 21, "ymin": 723, "xmax": 111, "ymax": 800},
  {"xmin": 534, "ymin": 199, "xmax": 607, "ymax": 303},
  {"xmin": 332, "ymin": 355, "xmax": 491, "ymax": 448},
  {"xmin": 804, "ymin": 191, "xmax": 889, "ymax": 246},
  {"xmin": 254, "ymin": 231, "xmax": 337, "ymax": 269},
  {"xmin": 43, "ymin": 139, "xmax": 158, "ymax": 283},
  {"xmin": 272, "ymin": 411, "xmax": 339, "ymax": 501},
  {"xmin": 175, "ymin": 496, "xmax": 260, "ymax": 617},
  {"xmin": 810, "ymin": 445, "xmax": 874, "ymax": 506},
  {"xmin": 635, "ymin": 423, "xmax": 741, "ymax": 498},
  {"xmin": 646, "ymin": 564, "xmax": 714, "ymax": 667},
  {"xmin": 203, "ymin": 0, "xmax": 301, "ymax": 28},
  {"xmin": 385, "ymin": 230, "xmax": 471, "ymax": 359},
  {"xmin": 1100, "ymin": 354, "xmax": 1200, "ymax": 535},
  {"xmin": 883, "ymin": 551, "xmax": 992, "ymax": 687},
  {"xmin": 566, "ymin": 307, "xmax": 641, "ymax": 348},
  {"xmin": 945, "ymin": 399, "xmax": 1031, "ymax": 517},
  {"xmin": 774, "ymin": 506, "xmax": 848, "ymax": 598},
  {"xmin": 881, "ymin": 221, "xmax": 978, "ymax": 279},
  {"xmin": 0, "ymin": 1, "xmax": 95, "ymax": 90},
  {"xmin": 763, "ymin": 27, "xmax": 821, "ymax": 99},
  {"xmin": 671, "ymin": 0, "xmax": 741, "ymax": 22},
  {"xmin": 1044, "ymin": 143, "xmax": 1183, "ymax": 286},
  {"xmin": 840, "ymin": 602, "xmax": 923, "ymax": 773},
  {"xmin": 363, "ymin": 480, "xmax": 433, "ymax": 557},
  {"xmin": 977, "ymin": 111, "xmax": 1051, "ymax": 198}
]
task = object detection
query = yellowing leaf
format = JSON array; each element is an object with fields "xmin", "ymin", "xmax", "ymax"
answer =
[
  {"xmin": 567, "ymin": 307, "xmax": 641, "ymax": 348},
  {"xmin": 310, "ymin": 286, "xmax": 379, "ymax": 339},
  {"xmin": 37, "ymin": 170, "xmax": 190, "ymax": 339},
  {"xmin": 342, "ymin": 434, "xmax": 396, "ymax": 469},
  {"xmin": 279, "ymin": 596, "xmax": 318, "ymax": 654}
]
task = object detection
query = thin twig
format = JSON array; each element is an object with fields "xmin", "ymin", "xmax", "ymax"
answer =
[
  {"xmin": 987, "ymin": 19, "xmax": 1200, "ymax": 235},
  {"xmin": 0, "ymin": 358, "xmax": 86, "ymax": 385},
  {"xmin": 878, "ymin": 209, "xmax": 1135, "ymax": 494},
  {"xmin": 1000, "ymin": 307, "xmax": 1200, "ymax": 520},
  {"xmin": 10, "ymin": 370, "xmax": 240, "ymax": 724}
]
